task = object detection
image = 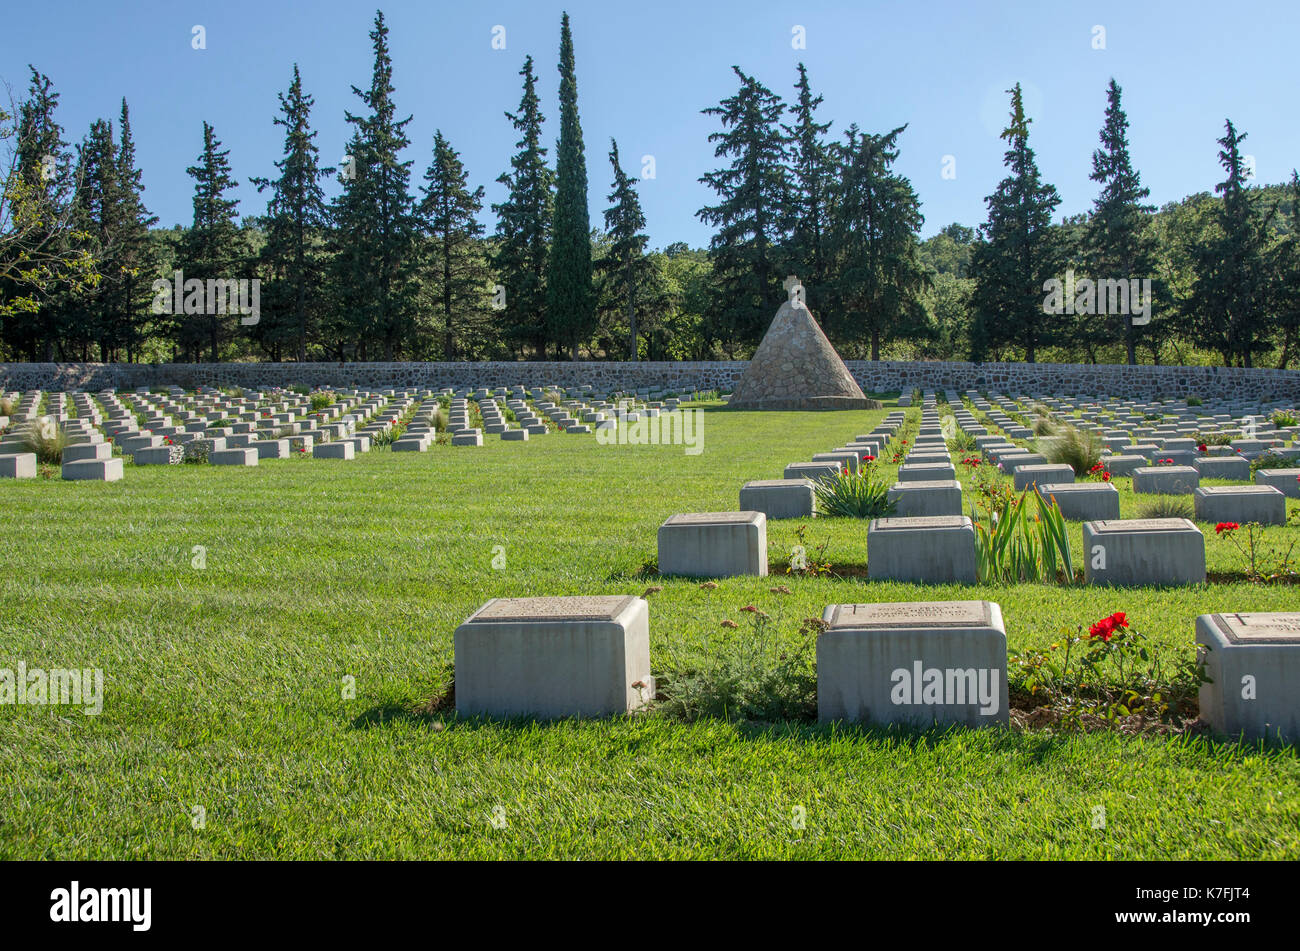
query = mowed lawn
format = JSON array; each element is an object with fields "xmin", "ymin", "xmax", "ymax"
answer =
[{"xmin": 1, "ymin": 402, "xmax": 1298, "ymax": 859}]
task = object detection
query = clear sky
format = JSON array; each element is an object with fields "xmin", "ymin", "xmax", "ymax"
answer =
[{"xmin": 3, "ymin": 0, "xmax": 1297, "ymax": 248}]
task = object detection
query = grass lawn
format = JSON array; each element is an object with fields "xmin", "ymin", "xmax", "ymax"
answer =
[{"xmin": 1, "ymin": 401, "xmax": 1298, "ymax": 859}]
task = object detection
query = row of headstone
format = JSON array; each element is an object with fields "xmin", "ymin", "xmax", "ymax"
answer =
[{"xmin": 450, "ymin": 593, "xmax": 1300, "ymax": 743}]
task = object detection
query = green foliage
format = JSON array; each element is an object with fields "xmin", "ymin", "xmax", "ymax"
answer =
[
  {"xmin": 697, "ymin": 67, "xmax": 792, "ymax": 356},
  {"xmin": 813, "ymin": 465, "xmax": 896, "ymax": 518},
  {"xmin": 1009, "ymin": 615, "xmax": 1206, "ymax": 729},
  {"xmin": 492, "ymin": 56, "xmax": 554, "ymax": 358},
  {"xmin": 20, "ymin": 422, "xmax": 68, "ymax": 464},
  {"xmin": 1250, "ymin": 451, "xmax": 1298, "ymax": 474},
  {"xmin": 1044, "ymin": 427, "xmax": 1103, "ymax": 475},
  {"xmin": 970, "ymin": 489, "xmax": 1073, "ymax": 584},
  {"xmin": 969, "ymin": 84, "xmax": 1063, "ymax": 362},
  {"xmin": 1186, "ymin": 395, "xmax": 1203, "ymax": 406},
  {"xmin": 1270, "ymin": 410, "xmax": 1298, "ymax": 427},
  {"xmin": 546, "ymin": 12, "xmax": 595, "ymax": 357},
  {"xmin": 1136, "ymin": 495, "xmax": 1195, "ymax": 519},
  {"xmin": 309, "ymin": 391, "xmax": 334, "ymax": 410},
  {"xmin": 655, "ymin": 610, "xmax": 819, "ymax": 722}
]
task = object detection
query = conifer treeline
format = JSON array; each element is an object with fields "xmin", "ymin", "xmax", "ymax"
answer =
[{"xmin": 2, "ymin": 10, "xmax": 1298, "ymax": 368}]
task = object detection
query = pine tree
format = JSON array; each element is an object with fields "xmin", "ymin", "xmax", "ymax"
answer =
[
  {"xmin": 1185, "ymin": 120, "xmax": 1276, "ymax": 366},
  {"xmin": 69, "ymin": 117, "xmax": 121, "ymax": 360},
  {"xmin": 784, "ymin": 63, "xmax": 832, "ymax": 307},
  {"xmin": 252, "ymin": 65, "xmax": 331, "ymax": 362},
  {"xmin": 492, "ymin": 55, "xmax": 554, "ymax": 359},
  {"xmin": 1087, "ymin": 79, "xmax": 1155, "ymax": 365},
  {"xmin": 697, "ymin": 67, "xmax": 792, "ymax": 356},
  {"xmin": 1268, "ymin": 170, "xmax": 1300, "ymax": 369},
  {"xmin": 546, "ymin": 12, "xmax": 594, "ymax": 358},
  {"xmin": 113, "ymin": 100, "xmax": 158, "ymax": 363},
  {"xmin": 418, "ymin": 130, "xmax": 492, "ymax": 360},
  {"xmin": 2, "ymin": 67, "xmax": 92, "ymax": 359},
  {"xmin": 329, "ymin": 11, "xmax": 419, "ymax": 361},
  {"xmin": 596, "ymin": 139, "xmax": 658, "ymax": 360},
  {"xmin": 969, "ymin": 84, "xmax": 1062, "ymax": 362},
  {"xmin": 827, "ymin": 123, "xmax": 930, "ymax": 360},
  {"xmin": 177, "ymin": 121, "xmax": 244, "ymax": 361}
]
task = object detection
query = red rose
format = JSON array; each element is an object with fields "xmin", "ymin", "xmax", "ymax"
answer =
[{"xmin": 1215, "ymin": 522, "xmax": 1240, "ymax": 534}]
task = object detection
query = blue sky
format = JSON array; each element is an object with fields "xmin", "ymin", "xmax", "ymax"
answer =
[{"xmin": 3, "ymin": 0, "xmax": 1297, "ymax": 248}]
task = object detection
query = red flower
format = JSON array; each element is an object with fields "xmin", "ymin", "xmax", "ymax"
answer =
[
  {"xmin": 1215, "ymin": 522, "xmax": 1240, "ymax": 534},
  {"xmin": 1087, "ymin": 611, "xmax": 1130, "ymax": 641},
  {"xmin": 863, "ymin": 455, "xmax": 876, "ymax": 462},
  {"xmin": 1101, "ymin": 471, "xmax": 1111, "ymax": 482},
  {"xmin": 1197, "ymin": 443, "xmax": 1207, "ymax": 453}
]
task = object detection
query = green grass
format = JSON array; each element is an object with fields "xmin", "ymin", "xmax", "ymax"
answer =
[{"xmin": 1, "ymin": 403, "xmax": 1297, "ymax": 859}]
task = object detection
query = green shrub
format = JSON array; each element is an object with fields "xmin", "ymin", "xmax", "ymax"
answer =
[
  {"xmin": 310, "ymin": 391, "xmax": 335, "ymax": 411},
  {"xmin": 1197, "ymin": 431, "xmax": 1235, "ymax": 447},
  {"xmin": 0, "ymin": 397, "xmax": 14, "ymax": 416},
  {"xmin": 946, "ymin": 429, "xmax": 977, "ymax": 452},
  {"xmin": 970, "ymin": 489, "xmax": 1073, "ymax": 584},
  {"xmin": 1270, "ymin": 410, "xmax": 1298, "ymax": 428},
  {"xmin": 1136, "ymin": 495, "xmax": 1194, "ymax": 519},
  {"xmin": 1250, "ymin": 451, "xmax": 1298, "ymax": 474},
  {"xmin": 1186, "ymin": 395, "xmax": 1203, "ymax": 406},
  {"xmin": 21, "ymin": 421, "xmax": 69, "ymax": 465},
  {"xmin": 813, "ymin": 466, "xmax": 896, "ymax": 518},
  {"xmin": 1033, "ymin": 416, "xmax": 1059, "ymax": 436},
  {"xmin": 655, "ymin": 612, "xmax": 819, "ymax": 722},
  {"xmin": 1045, "ymin": 427, "xmax": 1103, "ymax": 476}
]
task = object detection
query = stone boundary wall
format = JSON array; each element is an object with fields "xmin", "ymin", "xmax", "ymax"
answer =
[{"xmin": 2, "ymin": 360, "xmax": 1298, "ymax": 401}]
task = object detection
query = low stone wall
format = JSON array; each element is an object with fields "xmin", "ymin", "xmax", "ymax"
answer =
[{"xmin": 2, "ymin": 360, "xmax": 1298, "ymax": 402}]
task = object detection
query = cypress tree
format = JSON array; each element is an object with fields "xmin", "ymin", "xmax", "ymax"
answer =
[
  {"xmin": 492, "ymin": 56, "xmax": 554, "ymax": 359},
  {"xmin": 418, "ymin": 130, "xmax": 492, "ymax": 360},
  {"xmin": 1087, "ymin": 79, "xmax": 1154, "ymax": 365},
  {"xmin": 969, "ymin": 84, "xmax": 1062, "ymax": 362},
  {"xmin": 252, "ymin": 65, "xmax": 330, "ymax": 362},
  {"xmin": 597, "ymin": 138, "xmax": 655, "ymax": 360},
  {"xmin": 1185, "ymin": 120, "xmax": 1276, "ymax": 366},
  {"xmin": 177, "ymin": 121, "xmax": 244, "ymax": 361},
  {"xmin": 546, "ymin": 12, "xmax": 593, "ymax": 358},
  {"xmin": 697, "ymin": 67, "xmax": 792, "ymax": 356},
  {"xmin": 827, "ymin": 123, "xmax": 930, "ymax": 361},
  {"xmin": 784, "ymin": 63, "xmax": 832, "ymax": 305},
  {"xmin": 329, "ymin": 11, "xmax": 419, "ymax": 361},
  {"xmin": 114, "ymin": 99, "xmax": 158, "ymax": 363}
]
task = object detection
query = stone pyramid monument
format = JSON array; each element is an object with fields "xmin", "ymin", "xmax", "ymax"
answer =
[{"xmin": 727, "ymin": 276, "xmax": 870, "ymax": 410}]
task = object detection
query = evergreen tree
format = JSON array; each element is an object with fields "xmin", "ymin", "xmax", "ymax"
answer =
[
  {"xmin": 329, "ymin": 11, "xmax": 419, "ymax": 361},
  {"xmin": 112, "ymin": 100, "xmax": 158, "ymax": 362},
  {"xmin": 827, "ymin": 123, "xmax": 930, "ymax": 360},
  {"xmin": 252, "ymin": 65, "xmax": 331, "ymax": 362},
  {"xmin": 596, "ymin": 138, "xmax": 658, "ymax": 360},
  {"xmin": 417, "ymin": 130, "xmax": 492, "ymax": 360},
  {"xmin": 2, "ymin": 67, "xmax": 93, "ymax": 359},
  {"xmin": 1184, "ymin": 120, "xmax": 1276, "ymax": 367},
  {"xmin": 697, "ymin": 67, "xmax": 792, "ymax": 356},
  {"xmin": 69, "ymin": 117, "xmax": 121, "ymax": 360},
  {"xmin": 783, "ymin": 63, "xmax": 832, "ymax": 307},
  {"xmin": 492, "ymin": 55, "xmax": 554, "ymax": 359},
  {"xmin": 1268, "ymin": 170, "xmax": 1300, "ymax": 369},
  {"xmin": 546, "ymin": 11, "xmax": 594, "ymax": 358},
  {"xmin": 969, "ymin": 84, "xmax": 1062, "ymax": 362},
  {"xmin": 1086, "ymin": 79, "xmax": 1155, "ymax": 365},
  {"xmin": 177, "ymin": 121, "xmax": 244, "ymax": 361}
]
